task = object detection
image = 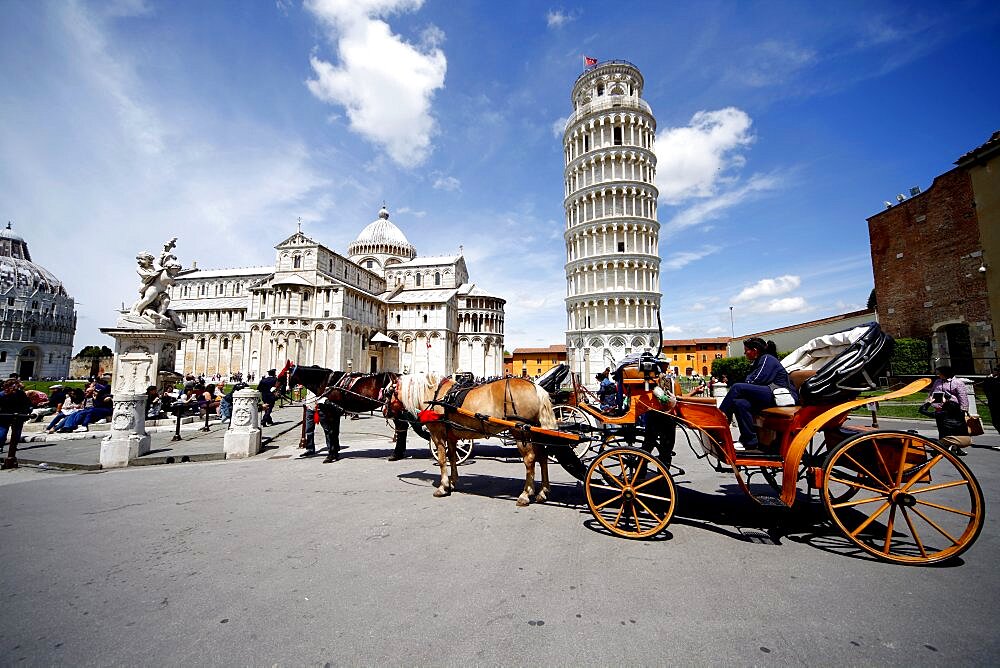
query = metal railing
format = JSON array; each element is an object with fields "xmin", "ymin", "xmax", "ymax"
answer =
[{"xmin": 564, "ymin": 96, "xmax": 652, "ymax": 132}]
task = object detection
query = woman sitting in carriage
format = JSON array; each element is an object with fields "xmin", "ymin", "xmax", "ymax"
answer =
[{"xmin": 719, "ymin": 337, "xmax": 798, "ymax": 451}]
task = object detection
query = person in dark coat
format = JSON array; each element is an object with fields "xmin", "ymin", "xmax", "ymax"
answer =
[
  {"xmin": 719, "ymin": 338, "xmax": 797, "ymax": 450},
  {"xmin": 257, "ymin": 369, "xmax": 278, "ymax": 427},
  {"xmin": 0, "ymin": 378, "xmax": 32, "ymax": 451}
]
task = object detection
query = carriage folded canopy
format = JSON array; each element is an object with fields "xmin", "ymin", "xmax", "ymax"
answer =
[
  {"xmin": 535, "ymin": 363, "xmax": 569, "ymax": 393},
  {"xmin": 782, "ymin": 322, "xmax": 895, "ymax": 405}
]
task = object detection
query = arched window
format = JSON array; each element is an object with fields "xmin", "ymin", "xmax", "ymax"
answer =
[
  {"xmin": 293, "ymin": 255, "xmax": 302, "ymax": 269},
  {"xmin": 199, "ymin": 338, "xmax": 206, "ymax": 350},
  {"xmin": 416, "ymin": 273, "xmax": 422, "ymax": 286},
  {"xmin": 434, "ymin": 272, "xmax": 441, "ymax": 286},
  {"xmin": 222, "ymin": 338, "xmax": 229, "ymax": 350}
]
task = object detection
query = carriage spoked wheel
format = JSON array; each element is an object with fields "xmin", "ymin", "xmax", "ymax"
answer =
[
  {"xmin": 585, "ymin": 448, "xmax": 676, "ymax": 539},
  {"xmin": 428, "ymin": 440, "xmax": 474, "ymax": 465},
  {"xmin": 552, "ymin": 405, "xmax": 597, "ymax": 464},
  {"xmin": 821, "ymin": 431, "xmax": 984, "ymax": 565}
]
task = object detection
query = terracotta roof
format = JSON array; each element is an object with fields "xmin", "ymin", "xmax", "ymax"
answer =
[
  {"xmin": 736, "ymin": 309, "xmax": 875, "ymax": 339},
  {"xmin": 955, "ymin": 130, "xmax": 1000, "ymax": 166},
  {"xmin": 661, "ymin": 337, "xmax": 730, "ymax": 347},
  {"xmin": 511, "ymin": 344, "xmax": 567, "ymax": 355}
]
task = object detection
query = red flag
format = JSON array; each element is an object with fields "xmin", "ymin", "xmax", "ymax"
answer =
[{"xmin": 584, "ymin": 56, "xmax": 598, "ymax": 67}]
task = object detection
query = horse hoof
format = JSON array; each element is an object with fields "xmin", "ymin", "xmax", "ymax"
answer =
[
  {"xmin": 433, "ymin": 488, "xmax": 451, "ymax": 498},
  {"xmin": 535, "ymin": 493, "xmax": 548, "ymax": 504},
  {"xmin": 516, "ymin": 496, "xmax": 530, "ymax": 507}
]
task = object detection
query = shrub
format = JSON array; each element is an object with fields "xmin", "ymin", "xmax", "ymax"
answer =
[
  {"xmin": 891, "ymin": 337, "xmax": 930, "ymax": 375},
  {"xmin": 712, "ymin": 356, "xmax": 752, "ymax": 384}
]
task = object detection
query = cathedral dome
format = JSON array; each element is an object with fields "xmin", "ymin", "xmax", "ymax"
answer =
[
  {"xmin": 347, "ymin": 207, "xmax": 416, "ymax": 266},
  {"xmin": 0, "ymin": 224, "xmax": 69, "ymax": 297}
]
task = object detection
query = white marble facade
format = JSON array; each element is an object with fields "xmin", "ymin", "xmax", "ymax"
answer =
[
  {"xmin": 562, "ymin": 60, "xmax": 663, "ymax": 381},
  {"xmin": 0, "ymin": 225, "xmax": 76, "ymax": 379},
  {"xmin": 169, "ymin": 208, "xmax": 505, "ymax": 378}
]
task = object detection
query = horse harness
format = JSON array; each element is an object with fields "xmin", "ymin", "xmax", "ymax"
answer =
[{"xmin": 431, "ymin": 377, "xmax": 520, "ymax": 421}]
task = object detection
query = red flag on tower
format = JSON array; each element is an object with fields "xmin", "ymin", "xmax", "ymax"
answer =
[{"xmin": 584, "ymin": 56, "xmax": 598, "ymax": 67}]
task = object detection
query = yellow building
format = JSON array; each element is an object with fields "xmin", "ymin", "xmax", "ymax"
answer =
[
  {"xmin": 510, "ymin": 345, "xmax": 567, "ymax": 378},
  {"xmin": 661, "ymin": 338, "xmax": 730, "ymax": 377}
]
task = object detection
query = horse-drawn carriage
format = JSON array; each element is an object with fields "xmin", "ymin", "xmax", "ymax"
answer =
[{"xmin": 383, "ymin": 323, "xmax": 984, "ymax": 565}]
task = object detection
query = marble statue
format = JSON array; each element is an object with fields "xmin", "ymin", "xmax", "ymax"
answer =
[{"xmin": 128, "ymin": 237, "xmax": 185, "ymax": 328}]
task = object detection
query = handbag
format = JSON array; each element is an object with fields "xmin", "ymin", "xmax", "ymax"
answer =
[
  {"xmin": 770, "ymin": 383, "xmax": 795, "ymax": 407},
  {"xmin": 967, "ymin": 415, "xmax": 985, "ymax": 437}
]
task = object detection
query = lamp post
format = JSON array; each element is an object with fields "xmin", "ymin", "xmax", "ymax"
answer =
[{"xmin": 729, "ymin": 306, "xmax": 735, "ymax": 338}]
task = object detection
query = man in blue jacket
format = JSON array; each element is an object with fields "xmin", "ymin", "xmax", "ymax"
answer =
[{"xmin": 720, "ymin": 338, "xmax": 797, "ymax": 450}]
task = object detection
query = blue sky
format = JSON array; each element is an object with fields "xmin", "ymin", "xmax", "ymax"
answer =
[{"xmin": 2, "ymin": 0, "xmax": 999, "ymax": 352}]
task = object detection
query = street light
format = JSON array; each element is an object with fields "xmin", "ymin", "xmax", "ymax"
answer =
[{"xmin": 729, "ymin": 306, "xmax": 735, "ymax": 338}]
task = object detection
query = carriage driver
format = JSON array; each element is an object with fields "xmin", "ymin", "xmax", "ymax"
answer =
[{"xmin": 719, "ymin": 338, "xmax": 797, "ymax": 451}]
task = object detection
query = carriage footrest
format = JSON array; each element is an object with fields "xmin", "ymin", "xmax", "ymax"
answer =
[{"xmin": 755, "ymin": 495, "xmax": 788, "ymax": 508}]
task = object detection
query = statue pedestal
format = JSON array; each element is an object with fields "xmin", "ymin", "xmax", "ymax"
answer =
[
  {"xmin": 100, "ymin": 320, "xmax": 191, "ymax": 468},
  {"xmin": 224, "ymin": 389, "xmax": 262, "ymax": 459},
  {"xmin": 100, "ymin": 394, "xmax": 150, "ymax": 468},
  {"xmin": 101, "ymin": 319, "xmax": 190, "ymax": 394}
]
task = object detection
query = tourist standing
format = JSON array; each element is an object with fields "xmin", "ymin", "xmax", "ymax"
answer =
[
  {"xmin": 919, "ymin": 365, "xmax": 971, "ymax": 456},
  {"xmin": 0, "ymin": 378, "xmax": 31, "ymax": 451},
  {"xmin": 257, "ymin": 369, "xmax": 278, "ymax": 427}
]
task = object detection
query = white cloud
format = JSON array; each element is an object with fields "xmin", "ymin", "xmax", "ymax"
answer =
[
  {"xmin": 732, "ymin": 275, "xmax": 801, "ymax": 303},
  {"xmin": 433, "ymin": 175, "xmax": 461, "ymax": 191},
  {"xmin": 305, "ymin": 0, "xmax": 446, "ymax": 167},
  {"xmin": 707, "ymin": 326, "xmax": 726, "ymax": 334},
  {"xmin": 551, "ymin": 115, "xmax": 568, "ymax": 138},
  {"xmin": 546, "ymin": 10, "xmax": 575, "ymax": 28},
  {"xmin": 689, "ymin": 303, "xmax": 707, "ymax": 312},
  {"xmin": 764, "ymin": 297, "xmax": 808, "ymax": 312},
  {"xmin": 661, "ymin": 245, "xmax": 720, "ymax": 271},
  {"xmin": 396, "ymin": 206, "xmax": 426, "ymax": 218},
  {"xmin": 662, "ymin": 325, "xmax": 683, "ymax": 334},
  {"xmin": 665, "ymin": 173, "xmax": 781, "ymax": 231},
  {"xmin": 655, "ymin": 108, "xmax": 754, "ymax": 204},
  {"xmin": 732, "ymin": 40, "xmax": 816, "ymax": 88}
]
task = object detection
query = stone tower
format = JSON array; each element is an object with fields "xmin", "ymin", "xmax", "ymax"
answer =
[{"xmin": 562, "ymin": 60, "xmax": 662, "ymax": 380}]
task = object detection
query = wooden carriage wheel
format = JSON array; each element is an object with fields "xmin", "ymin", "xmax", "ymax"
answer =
[
  {"xmin": 585, "ymin": 448, "xmax": 676, "ymax": 539},
  {"xmin": 428, "ymin": 439, "xmax": 474, "ymax": 465},
  {"xmin": 822, "ymin": 431, "xmax": 984, "ymax": 565}
]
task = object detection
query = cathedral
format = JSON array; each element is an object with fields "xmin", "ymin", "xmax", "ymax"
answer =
[{"xmin": 168, "ymin": 208, "xmax": 506, "ymax": 378}]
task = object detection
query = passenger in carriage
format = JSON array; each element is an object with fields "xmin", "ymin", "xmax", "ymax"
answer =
[
  {"xmin": 596, "ymin": 370, "xmax": 618, "ymax": 412},
  {"xmin": 719, "ymin": 338, "xmax": 798, "ymax": 451}
]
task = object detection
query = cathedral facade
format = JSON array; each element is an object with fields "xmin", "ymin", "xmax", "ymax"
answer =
[{"xmin": 168, "ymin": 208, "xmax": 505, "ymax": 378}]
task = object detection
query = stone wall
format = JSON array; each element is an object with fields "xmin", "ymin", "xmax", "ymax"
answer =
[
  {"xmin": 868, "ymin": 167, "xmax": 993, "ymax": 372},
  {"xmin": 69, "ymin": 355, "xmax": 114, "ymax": 379}
]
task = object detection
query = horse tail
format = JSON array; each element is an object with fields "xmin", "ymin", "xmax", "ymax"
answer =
[{"xmin": 533, "ymin": 383, "xmax": 557, "ymax": 429}]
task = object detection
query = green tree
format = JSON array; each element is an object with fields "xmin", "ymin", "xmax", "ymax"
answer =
[{"xmin": 75, "ymin": 345, "xmax": 113, "ymax": 358}]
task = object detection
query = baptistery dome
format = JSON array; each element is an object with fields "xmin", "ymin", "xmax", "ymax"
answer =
[
  {"xmin": 0, "ymin": 224, "xmax": 76, "ymax": 379},
  {"xmin": 347, "ymin": 207, "xmax": 416, "ymax": 277}
]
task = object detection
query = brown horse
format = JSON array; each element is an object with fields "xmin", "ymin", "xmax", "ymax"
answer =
[
  {"xmin": 277, "ymin": 361, "xmax": 403, "ymax": 461},
  {"xmin": 384, "ymin": 373, "xmax": 557, "ymax": 506}
]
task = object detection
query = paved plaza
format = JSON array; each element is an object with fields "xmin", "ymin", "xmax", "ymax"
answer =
[{"xmin": 1, "ymin": 411, "xmax": 999, "ymax": 666}]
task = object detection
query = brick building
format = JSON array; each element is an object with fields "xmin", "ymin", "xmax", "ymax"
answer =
[{"xmin": 867, "ymin": 131, "xmax": 999, "ymax": 374}]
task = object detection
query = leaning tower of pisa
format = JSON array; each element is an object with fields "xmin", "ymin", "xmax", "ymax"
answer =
[{"xmin": 563, "ymin": 60, "xmax": 662, "ymax": 381}]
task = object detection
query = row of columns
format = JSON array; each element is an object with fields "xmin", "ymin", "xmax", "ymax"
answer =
[
  {"xmin": 565, "ymin": 191, "xmax": 658, "ymax": 227},
  {"xmin": 567, "ymin": 300, "xmax": 659, "ymax": 331},
  {"xmin": 566, "ymin": 224, "xmax": 658, "ymax": 260},
  {"xmin": 567, "ymin": 264, "xmax": 659, "ymax": 294}
]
